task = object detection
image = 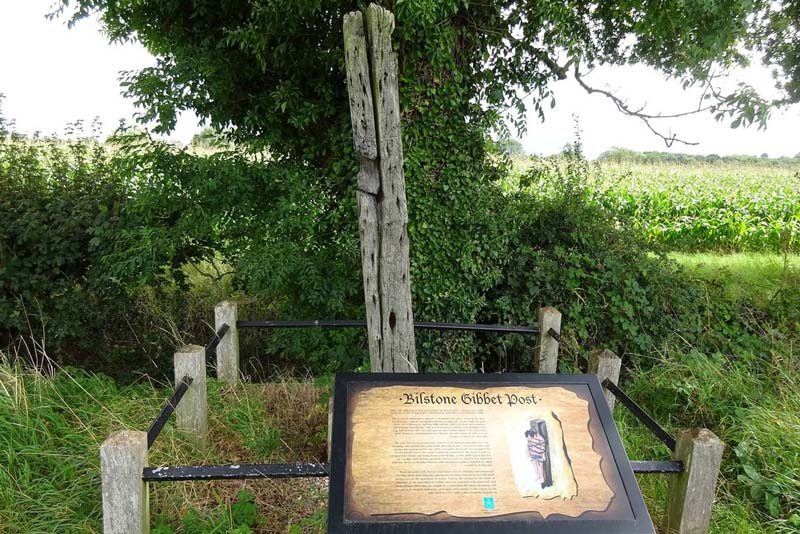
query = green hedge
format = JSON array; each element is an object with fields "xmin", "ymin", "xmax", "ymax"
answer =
[{"xmin": 1, "ymin": 127, "xmax": 711, "ymax": 376}]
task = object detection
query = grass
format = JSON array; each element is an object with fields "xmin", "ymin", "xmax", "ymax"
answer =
[
  {"xmin": 3, "ymin": 250, "xmax": 799, "ymax": 532},
  {"xmin": 0, "ymin": 352, "xmax": 329, "ymax": 533},
  {"xmin": 670, "ymin": 252, "xmax": 800, "ymax": 307},
  {"xmin": 610, "ymin": 252, "xmax": 800, "ymax": 533}
]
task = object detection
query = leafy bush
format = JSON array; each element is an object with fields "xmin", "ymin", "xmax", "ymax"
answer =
[
  {"xmin": 478, "ymin": 154, "xmax": 708, "ymax": 371},
  {"xmin": 0, "ymin": 125, "xmax": 243, "ymax": 377},
  {"xmin": 2, "ymin": 123, "xmax": 717, "ymax": 375},
  {"xmin": 0, "ymin": 129, "xmax": 134, "ymax": 363}
]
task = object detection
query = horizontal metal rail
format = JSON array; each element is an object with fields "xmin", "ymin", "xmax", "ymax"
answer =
[
  {"xmin": 141, "ymin": 459, "xmax": 680, "ymax": 482},
  {"xmin": 204, "ymin": 323, "xmax": 229, "ymax": 362},
  {"xmin": 143, "ymin": 462, "xmax": 329, "ymax": 482},
  {"xmin": 630, "ymin": 460, "xmax": 683, "ymax": 474},
  {"xmin": 603, "ymin": 379, "xmax": 677, "ymax": 451},
  {"xmin": 237, "ymin": 319, "xmax": 540, "ymax": 336},
  {"xmin": 146, "ymin": 375, "xmax": 194, "ymax": 449}
]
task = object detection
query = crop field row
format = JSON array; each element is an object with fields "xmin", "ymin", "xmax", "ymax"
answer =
[{"xmin": 511, "ymin": 159, "xmax": 800, "ymax": 252}]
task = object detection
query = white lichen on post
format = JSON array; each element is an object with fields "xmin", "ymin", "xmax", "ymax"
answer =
[
  {"xmin": 666, "ymin": 428, "xmax": 725, "ymax": 534},
  {"xmin": 214, "ymin": 301, "xmax": 239, "ymax": 384},
  {"xmin": 535, "ymin": 307, "xmax": 561, "ymax": 373},
  {"xmin": 344, "ymin": 4, "xmax": 417, "ymax": 372},
  {"xmin": 588, "ymin": 348, "xmax": 622, "ymax": 411},
  {"xmin": 100, "ymin": 430, "xmax": 149, "ymax": 534},
  {"xmin": 174, "ymin": 345, "xmax": 208, "ymax": 445}
]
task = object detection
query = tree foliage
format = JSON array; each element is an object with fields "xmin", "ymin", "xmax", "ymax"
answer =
[
  {"xmin": 56, "ymin": 0, "xmax": 799, "ymax": 139},
  {"xmin": 41, "ymin": 0, "xmax": 800, "ymax": 370}
]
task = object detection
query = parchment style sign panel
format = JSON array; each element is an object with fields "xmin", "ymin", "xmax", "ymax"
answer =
[{"xmin": 328, "ymin": 373, "xmax": 656, "ymax": 534}]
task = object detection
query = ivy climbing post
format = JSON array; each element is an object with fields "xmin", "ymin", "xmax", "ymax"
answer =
[{"xmin": 343, "ymin": 4, "xmax": 417, "ymax": 372}]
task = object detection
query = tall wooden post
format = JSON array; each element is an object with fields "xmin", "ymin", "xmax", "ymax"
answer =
[{"xmin": 344, "ymin": 4, "xmax": 417, "ymax": 372}]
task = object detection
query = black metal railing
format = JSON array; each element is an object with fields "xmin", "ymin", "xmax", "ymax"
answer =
[
  {"xmin": 630, "ymin": 460, "xmax": 683, "ymax": 474},
  {"xmin": 603, "ymin": 378, "xmax": 677, "ymax": 451},
  {"xmin": 205, "ymin": 323, "xmax": 230, "ymax": 363},
  {"xmin": 237, "ymin": 319, "xmax": 540, "ymax": 336},
  {"xmin": 143, "ymin": 462, "xmax": 329, "ymax": 482},
  {"xmin": 146, "ymin": 375, "xmax": 194, "ymax": 449},
  {"xmin": 143, "ymin": 319, "xmax": 681, "ymax": 482},
  {"xmin": 575, "ymin": 353, "xmax": 682, "ymax": 474}
]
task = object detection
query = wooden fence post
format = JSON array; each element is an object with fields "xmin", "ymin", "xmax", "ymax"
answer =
[
  {"xmin": 588, "ymin": 349, "xmax": 622, "ymax": 412},
  {"xmin": 535, "ymin": 307, "xmax": 561, "ymax": 373},
  {"xmin": 666, "ymin": 428, "xmax": 725, "ymax": 534},
  {"xmin": 344, "ymin": 4, "xmax": 417, "ymax": 373},
  {"xmin": 174, "ymin": 345, "xmax": 208, "ymax": 445},
  {"xmin": 101, "ymin": 430, "xmax": 149, "ymax": 534},
  {"xmin": 214, "ymin": 301, "xmax": 239, "ymax": 384}
]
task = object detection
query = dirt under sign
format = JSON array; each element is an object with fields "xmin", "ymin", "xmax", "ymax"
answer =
[{"xmin": 327, "ymin": 373, "xmax": 655, "ymax": 533}]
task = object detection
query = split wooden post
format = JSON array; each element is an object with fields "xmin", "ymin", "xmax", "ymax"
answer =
[
  {"xmin": 100, "ymin": 430, "xmax": 149, "ymax": 534},
  {"xmin": 666, "ymin": 428, "xmax": 725, "ymax": 534},
  {"xmin": 344, "ymin": 4, "xmax": 417, "ymax": 373},
  {"xmin": 214, "ymin": 301, "xmax": 239, "ymax": 384},
  {"xmin": 174, "ymin": 345, "xmax": 208, "ymax": 445},
  {"xmin": 535, "ymin": 307, "xmax": 561, "ymax": 373},
  {"xmin": 588, "ymin": 349, "xmax": 622, "ymax": 412}
]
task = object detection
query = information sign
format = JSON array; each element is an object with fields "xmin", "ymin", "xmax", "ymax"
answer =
[{"xmin": 328, "ymin": 373, "xmax": 655, "ymax": 533}]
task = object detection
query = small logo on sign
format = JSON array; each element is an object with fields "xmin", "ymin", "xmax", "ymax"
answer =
[{"xmin": 483, "ymin": 497, "xmax": 495, "ymax": 510}]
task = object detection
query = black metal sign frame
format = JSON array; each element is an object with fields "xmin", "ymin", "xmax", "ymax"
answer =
[{"xmin": 328, "ymin": 373, "xmax": 655, "ymax": 534}]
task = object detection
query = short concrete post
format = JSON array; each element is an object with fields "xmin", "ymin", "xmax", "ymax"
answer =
[
  {"xmin": 535, "ymin": 307, "xmax": 561, "ymax": 373},
  {"xmin": 101, "ymin": 430, "xmax": 149, "ymax": 534},
  {"xmin": 588, "ymin": 349, "xmax": 622, "ymax": 412},
  {"xmin": 666, "ymin": 428, "xmax": 725, "ymax": 534},
  {"xmin": 215, "ymin": 301, "xmax": 239, "ymax": 384},
  {"xmin": 174, "ymin": 345, "xmax": 208, "ymax": 445}
]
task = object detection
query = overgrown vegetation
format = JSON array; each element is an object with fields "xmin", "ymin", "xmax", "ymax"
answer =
[
  {"xmin": 3, "ymin": 129, "xmax": 800, "ymax": 530},
  {"xmin": 2, "ymin": 0, "xmax": 799, "ymax": 528},
  {"xmin": 0, "ymin": 351, "xmax": 329, "ymax": 533}
]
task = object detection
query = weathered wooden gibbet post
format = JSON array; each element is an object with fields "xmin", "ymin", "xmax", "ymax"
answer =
[{"xmin": 344, "ymin": 4, "xmax": 417, "ymax": 373}]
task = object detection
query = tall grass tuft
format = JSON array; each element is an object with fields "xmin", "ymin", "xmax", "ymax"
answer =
[{"xmin": 0, "ymin": 345, "xmax": 328, "ymax": 533}]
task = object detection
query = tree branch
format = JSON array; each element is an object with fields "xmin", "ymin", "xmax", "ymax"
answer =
[{"xmin": 572, "ymin": 66, "xmax": 715, "ymax": 147}]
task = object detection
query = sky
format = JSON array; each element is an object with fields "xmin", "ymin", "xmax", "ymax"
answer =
[{"xmin": 1, "ymin": 1, "xmax": 798, "ymax": 159}]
